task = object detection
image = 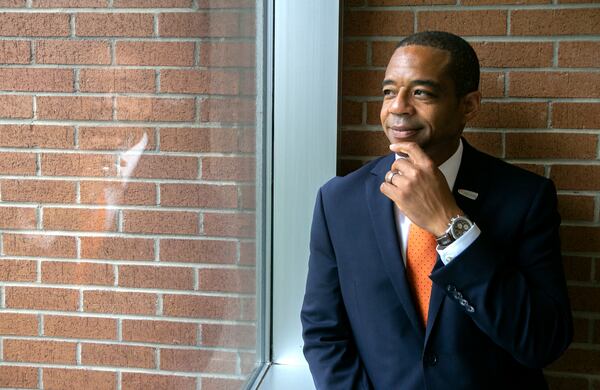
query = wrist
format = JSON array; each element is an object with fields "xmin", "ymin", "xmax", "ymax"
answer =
[{"xmin": 435, "ymin": 214, "xmax": 474, "ymax": 247}]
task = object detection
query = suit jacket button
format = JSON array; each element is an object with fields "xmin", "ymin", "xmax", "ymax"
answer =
[
  {"xmin": 453, "ymin": 292, "xmax": 463, "ymax": 300},
  {"xmin": 424, "ymin": 352, "xmax": 438, "ymax": 366},
  {"xmin": 459, "ymin": 298, "xmax": 468, "ymax": 306},
  {"xmin": 466, "ymin": 305, "xmax": 475, "ymax": 313}
]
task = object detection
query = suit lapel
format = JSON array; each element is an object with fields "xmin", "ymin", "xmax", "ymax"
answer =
[
  {"xmin": 424, "ymin": 139, "xmax": 488, "ymax": 345},
  {"xmin": 365, "ymin": 154, "xmax": 425, "ymax": 338}
]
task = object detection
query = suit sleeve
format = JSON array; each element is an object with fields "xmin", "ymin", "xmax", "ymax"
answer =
[
  {"xmin": 301, "ymin": 188, "xmax": 373, "ymax": 390},
  {"xmin": 430, "ymin": 179, "xmax": 573, "ymax": 368}
]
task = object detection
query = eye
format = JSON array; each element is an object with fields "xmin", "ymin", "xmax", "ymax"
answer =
[
  {"xmin": 383, "ymin": 89, "xmax": 395, "ymax": 98},
  {"xmin": 414, "ymin": 89, "xmax": 431, "ymax": 97}
]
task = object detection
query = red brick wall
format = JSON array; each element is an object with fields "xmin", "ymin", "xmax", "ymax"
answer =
[
  {"xmin": 0, "ymin": 1, "xmax": 257, "ymax": 389},
  {"xmin": 341, "ymin": 1, "xmax": 600, "ymax": 388}
]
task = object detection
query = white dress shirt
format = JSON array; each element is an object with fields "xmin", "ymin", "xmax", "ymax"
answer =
[{"xmin": 393, "ymin": 139, "xmax": 480, "ymax": 265}]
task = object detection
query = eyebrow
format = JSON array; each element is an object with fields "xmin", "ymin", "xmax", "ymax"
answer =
[{"xmin": 382, "ymin": 79, "xmax": 443, "ymax": 92}]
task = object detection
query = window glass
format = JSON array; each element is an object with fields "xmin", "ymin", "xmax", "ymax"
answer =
[{"xmin": 0, "ymin": 2, "xmax": 261, "ymax": 389}]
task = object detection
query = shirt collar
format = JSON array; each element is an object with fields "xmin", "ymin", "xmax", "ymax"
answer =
[{"xmin": 394, "ymin": 139, "xmax": 463, "ymax": 191}]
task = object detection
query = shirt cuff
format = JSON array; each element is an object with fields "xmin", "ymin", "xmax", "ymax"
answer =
[{"xmin": 437, "ymin": 224, "xmax": 481, "ymax": 265}]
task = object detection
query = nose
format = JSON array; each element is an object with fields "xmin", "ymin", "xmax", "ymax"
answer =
[{"xmin": 388, "ymin": 88, "xmax": 414, "ymax": 116}]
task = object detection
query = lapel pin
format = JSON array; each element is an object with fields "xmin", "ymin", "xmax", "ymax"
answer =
[{"xmin": 458, "ymin": 189, "xmax": 478, "ymax": 200}]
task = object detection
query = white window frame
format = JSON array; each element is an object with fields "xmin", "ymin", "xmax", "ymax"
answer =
[{"xmin": 249, "ymin": 1, "xmax": 340, "ymax": 388}]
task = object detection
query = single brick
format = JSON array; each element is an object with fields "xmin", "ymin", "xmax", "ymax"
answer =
[
  {"xmin": 114, "ymin": 0, "xmax": 192, "ymax": 6},
  {"xmin": 552, "ymin": 103, "xmax": 600, "ymax": 129},
  {"xmin": 551, "ymin": 165, "xmax": 600, "ymax": 191},
  {"xmin": 510, "ymin": 72, "xmax": 600, "ymax": 98},
  {"xmin": 159, "ymin": 12, "xmax": 240, "ymax": 37},
  {"xmin": 43, "ymin": 207, "xmax": 118, "ymax": 232},
  {"xmin": 512, "ymin": 9, "xmax": 600, "ymax": 35},
  {"xmin": 33, "ymin": 0, "xmax": 108, "ymax": 6},
  {"xmin": 84, "ymin": 290, "xmax": 156, "ymax": 315},
  {"xmin": 202, "ymin": 156, "xmax": 255, "ymax": 181},
  {"xmin": 3, "ymin": 234, "xmax": 77, "ymax": 257},
  {"xmin": 1, "ymin": 179, "xmax": 76, "ymax": 203},
  {"xmin": 44, "ymin": 316, "xmax": 117, "ymax": 340},
  {"xmin": 340, "ymin": 130, "xmax": 389, "ymax": 157},
  {"xmin": 163, "ymin": 294, "xmax": 241, "ymax": 319},
  {"xmin": 0, "ymin": 68, "xmax": 72, "ymax": 92},
  {"xmin": 80, "ymin": 69, "xmax": 155, "ymax": 93},
  {"xmin": 200, "ymin": 42, "xmax": 255, "ymax": 67},
  {"xmin": 344, "ymin": 11, "xmax": 413, "ymax": 36},
  {"xmin": 159, "ymin": 239, "xmax": 237, "ymax": 264},
  {"xmin": 198, "ymin": 268, "xmax": 255, "ymax": 293},
  {"xmin": 418, "ymin": 10, "xmax": 507, "ymax": 36},
  {"xmin": 203, "ymin": 212, "xmax": 255, "ymax": 238},
  {"xmin": 118, "ymin": 265, "xmax": 194, "ymax": 290},
  {"xmin": 80, "ymin": 181, "xmax": 157, "ymax": 206},
  {"xmin": 161, "ymin": 69, "xmax": 240, "ymax": 95},
  {"xmin": 239, "ymin": 241, "xmax": 255, "ymax": 265},
  {"xmin": 124, "ymin": 155, "xmax": 198, "ymax": 179},
  {"xmin": 559, "ymin": 41, "xmax": 600, "ymax": 67},
  {"xmin": 469, "ymin": 102, "xmax": 548, "ymax": 128},
  {"xmin": 122, "ymin": 373, "xmax": 196, "ymax": 390},
  {"xmin": 0, "ymin": 313, "xmax": 38, "ymax": 336},
  {"xmin": 76, "ymin": 13, "xmax": 154, "ymax": 37},
  {"xmin": 160, "ymin": 183, "xmax": 238, "ymax": 208},
  {"xmin": 116, "ymin": 41, "xmax": 194, "ymax": 66},
  {"xmin": 462, "ymin": 132, "xmax": 503, "ymax": 158},
  {"xmin": 160, "ymin": 348, "xmax": 237, "ymax": 373},
  {"xmin": 42, "ymin": 261, "xmax": 114, "ymax": 286},
  {"xmin": 342, "ymin": 70, "xmax": 386, "ymax": 97},
  {"xmin": 80, "ymin": 236, "xmax": 154, "ymax": 261},
  {"xmin": 41, "ymin": 153, "xmax": 117, "ymax": 177},
  {"xmin": 117, "ymin": 97, "xmax": 195, "ymax": 122},
  {"xmin": 561, "ymin": 226, "xmax": 600, "ymax": 252},
  {"xmin": 5, "ymin": 287, "xmax": 79, "ymax": 311},
  {"xmin": 0, "ymin": 125, "xmax": 73, "ymax": 148},
  {"xmin": 202, "ymin": 323, "xmax": 255, "ymax": 348},
  {"xmin": 0, "ymin": 40, "xmax": 30, "ymax": 63},
  {"xmin": 0, "ymin": 13, "xmax": 70, "ymax": 37},
  {"xmin": 480, "ymin": 73, "xmax": 505, "ymax": 98},
  {"xmin": 160, "ymin": 127, "xmax": 239, "ymax": 153},
  {"xmin": 558, "ymin": 195, "xmax": 595, "ymax": 222},
  {"xmin": 0, "ymin": 207, "xmax": 36, "ymax": 230},
  {"xmin": 35, "ymin": 40, "xmax": 111, "ymax": 64},
  {"xmin": 37, "ymin": 96, "xmax": 112, "ymax": 120},
  {"xmin": 81, "ymin": 343, "xmax": 155, "ymax": 368},
  {"xmin": 0, "ymin": 259, "xmax": 36, "ymax": 282},
  {"xmin": 200, "ymin": 97, "xmax": 255, "ymax": 123},
  {"xmin": 123, "ymin": 210, "xmax": 199, "ymax": 235},
  {"xmin": 4, "ymin": 339, "xmax": 76, "ymax": 364},
  {"xmin": 43, "ymin": 368, "xmax": 116, "ymax": 390},
  {"xmin": 472, "ymin": 41, "xmax": 553, "ymax": 68},
  {"xmin": 122, "ymin": 320, "xmax": 197, "ymax": 345},
  {"xmin": 0, "ymin": 366, "xmax": 38, "ymax": 389},
  {"xmin": 202, "ymin": 378, "xmax": 246, "ymax": 390},
  {"xmin": 506, "ymin": 133, "xmax": 597, "ymax": 159},
  {"xmin": 0, "ymin": 152, "xmax": 36, "ymax": 175},
  {"xmin": 79, "ymin": 126, "xmax": 155, "ymax": 150}
]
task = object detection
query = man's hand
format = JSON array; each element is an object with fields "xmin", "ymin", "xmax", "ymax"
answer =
[{"xmin": 380, "ymin": 142, "xmax": 463, "ymax": 237}]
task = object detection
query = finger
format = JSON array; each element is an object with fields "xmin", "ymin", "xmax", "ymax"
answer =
[
  {"xmin": 390, "ymin": 158, "xmax": 414, "ymax": 175},
  {"xmin": 389, "ymin": 142, "xmax": 431, "ymax": 165}
]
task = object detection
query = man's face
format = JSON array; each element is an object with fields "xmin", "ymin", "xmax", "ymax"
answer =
[{"xmin": 380, "ymin": 45, "xmax": 472, "ymax": 164}]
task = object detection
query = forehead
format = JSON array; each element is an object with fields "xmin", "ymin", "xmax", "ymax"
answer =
[{"xmin": 384, "ymin": 45, "xmax": 452, "ymax": 83}]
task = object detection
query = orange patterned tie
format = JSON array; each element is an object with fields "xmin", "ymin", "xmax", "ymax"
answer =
[{"xmin": 406, "ymin": 223, "xmax": 438, "ymax": 326}]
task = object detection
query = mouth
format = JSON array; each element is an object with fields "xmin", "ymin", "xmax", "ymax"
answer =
[{"xmin": 388, "ymin": 126, "xmax": 420, "ymax": 139}]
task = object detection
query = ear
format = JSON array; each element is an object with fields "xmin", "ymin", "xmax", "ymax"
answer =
[{"xmin": 461, "ymin": 90, "xmax": 481, "ymax": 123}]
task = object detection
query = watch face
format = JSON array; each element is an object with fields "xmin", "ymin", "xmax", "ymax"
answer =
[{"xmin": 450, "ymin": 217, "xmax": 472, "ymax": 239}]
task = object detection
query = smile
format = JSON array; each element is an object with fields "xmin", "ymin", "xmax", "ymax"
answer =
[{"xmin": 389, "ymin": 126, "xmax": 419, "ymax": 139}]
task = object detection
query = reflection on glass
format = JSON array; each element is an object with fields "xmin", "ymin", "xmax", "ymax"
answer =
[{"xmin": 0, "ymin": 2, "xmax": 259, "ymax": 390}]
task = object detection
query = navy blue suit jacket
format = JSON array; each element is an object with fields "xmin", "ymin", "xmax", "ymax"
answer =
[{"xmin": 301, "ymin": 140, "xmax": 572, "ymax": 390}]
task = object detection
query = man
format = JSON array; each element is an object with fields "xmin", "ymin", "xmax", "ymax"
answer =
[{"xmin": 301, "ymin": 31, "xmax": 572, "ymax": 389}]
